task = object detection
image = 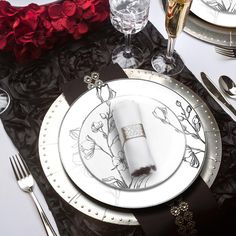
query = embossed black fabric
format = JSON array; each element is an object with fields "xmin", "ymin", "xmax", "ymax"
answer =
[{"xmin": 0, "ymin": 21, "xmax": 236, "ymax": 236}]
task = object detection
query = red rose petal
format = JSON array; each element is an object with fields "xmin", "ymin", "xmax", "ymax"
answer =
[
  {"xmin": 43, "ymin": 19, "xmax": 52, "ymax": 30},
  {"xmin": 48, "ymin": 4, "xmax": 63, "ymax": 20},
  {"xmin": 63, "ymin": 1, "xmax": 77, "ymax": 17},
  {"xmin": 13, "ymin": 18, "xmax": 21, "ymax": 29},
  {"xmin": 0, "ymin": 1, "xmax": 18, "ymax": 16},
  {"xmin": 63, "ymin": 18, "xmax": 75, "ymax": 33},
  {"xmin": 51, "ymin": 19, "xmax": 65, "ymax": 31},
  {"xmin": 21, "ymin": 10, "xmax": 38, "ymax": 30},
  {"xmin": 0, "ymin": 37, "xmax": 7, "ymax": 49},
  {"xmin": 77, "ymin": 22, "xmax": 88, "ymax": 34},
  {"xmin": 27, "ymin": 3, "xmax": 46, "ymax": 15},
  {"xmin": 78, "ymin": 0, "xmax": 92, "ymax": 10}
]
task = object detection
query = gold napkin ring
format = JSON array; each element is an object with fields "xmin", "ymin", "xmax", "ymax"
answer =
[{"xmin": 122, "ymin": 123, "xmax": 146, "ymax": 142}]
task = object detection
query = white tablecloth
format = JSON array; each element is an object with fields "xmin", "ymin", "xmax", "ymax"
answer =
[{"xmin": 0, "ymin": 0, "xmax": 235, "ymax": 235}]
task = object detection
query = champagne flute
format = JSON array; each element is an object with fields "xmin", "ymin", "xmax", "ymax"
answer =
[
  {"xmin": 109, "ymin": 0, "xmax": 150, "ymax": 69},
  {"xmin": 151, "ymin": 0, "xmax": 193, "ymax": 76}
]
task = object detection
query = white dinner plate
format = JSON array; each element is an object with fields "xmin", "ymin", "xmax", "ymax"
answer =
[
  {"xmin": 58, "ymin": 79, "xmax": 206, "ymax": 209},
  {"xmin": 191, "ymin": 0, "xmax": 236, "ymax": 28},
  {"xmin": 39, "ymin": 69, "xmax": 222, "ymax": 225}
]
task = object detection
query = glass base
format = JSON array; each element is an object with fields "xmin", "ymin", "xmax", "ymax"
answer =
[
  {"xmin": 112, "ymin": 45, "xmax": 144, "ymax": 69},
  {"xmin": 151, "ymin": 51, "xmax": 184, "ymax": 76}
]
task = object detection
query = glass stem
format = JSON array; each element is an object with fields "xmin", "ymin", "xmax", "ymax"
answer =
[
  {"xmin": 124, "ymin": 34, "xmax": 132, "ymax": 58},
  {"xmin": 166, "ymin": 37, "xmax": 176, "ymax": 63}
]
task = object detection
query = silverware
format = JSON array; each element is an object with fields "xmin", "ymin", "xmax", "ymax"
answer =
[
  {"xmin": 10, "ymin": 153, "xmax": 57, "ymax": 236},
  {"xmin": 200, "ymin": 72, "xmax": 236, "ymax": 117},
  {"xmin": 215, "ymin": 46, "xmax": 236, "ymax": 58},
  {"xmin": 219, "ymin": 75, "xmax": 236, "ymax": 99}
]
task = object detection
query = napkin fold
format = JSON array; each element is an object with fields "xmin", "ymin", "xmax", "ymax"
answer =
[
  {"xmin": 112, "ymin": 100, "xmax": 156, "ymax": 176},
  {"xmin": 62, "ymin": 63, "xmax": 220, "ymax": 236}
]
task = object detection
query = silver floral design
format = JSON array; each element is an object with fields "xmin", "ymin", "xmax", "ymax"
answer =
[
  {"xmin": 202, "ymin": 0, "xmax": 236, "ymax": 13},
  {"xmin": 68, "ymin": 78, "xmax": 205, "ymax": 191},
  {"xmin": 73, "ymin": 83, "xmax": 152, "ymax": 189},
  {"xmin": 153, "ymin": 100, "xmax": 205, "ymax": 168},
  {"xmin": 96, "ymin": 83, "xmax": 116, "ymax": 103}
]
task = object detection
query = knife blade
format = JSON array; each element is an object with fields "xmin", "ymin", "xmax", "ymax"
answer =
[{"xmin": 200, "ymin": 72, "xmax": 236, "ymax": 117}]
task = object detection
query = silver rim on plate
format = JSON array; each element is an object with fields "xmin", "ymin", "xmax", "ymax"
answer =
[
  {"xmin": 39, "ymin": 69, "xmax": 222, "ymax": 225},
  {"xmin": 186, "ymin": 5, "xmax": 236, "ymax": 47},
  {"xmin": 191, "ymin": 0, "xmax": 236, "ymax": 28}
]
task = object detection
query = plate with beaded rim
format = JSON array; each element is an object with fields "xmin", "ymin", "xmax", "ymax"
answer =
[{"xmin": 39, "ymin": 69, "xmax": 222, "ymax": 225}]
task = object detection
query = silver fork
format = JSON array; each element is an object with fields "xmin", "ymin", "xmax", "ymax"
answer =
[
  {"xmin": 215, "ymin": 46, "xmax": 236, "ymax": 58},
  {"xmin": 9, "ymin": 153, "xmax": 57, "ymax": 236}
]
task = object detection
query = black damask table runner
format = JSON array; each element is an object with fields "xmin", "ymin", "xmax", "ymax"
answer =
[{"xmin": 0, "ymin": 21, "xmax": 236, "ymax": 236}]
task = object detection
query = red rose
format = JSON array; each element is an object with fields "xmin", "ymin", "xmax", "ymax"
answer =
[
  {"xmin": 72, "ymin": 21, "xmax": 88, "ymax": 39},
  {"xmin": 48, "ymin": 4, "xmax": 64, "ymax": 20},
  {"xmin": 0, "ymin": 31, "xmax": 10, "ymax": 49},
  {"xmin": 77, "ymin": 0, "xmax": 93, "ymax": 10},
  {"xmin": 0, "ymin": 0, "xmax": 110, "ymax": 62},
  {"xmin": 0, "ymin": 18, "xmax": 13, "ymax": 49},
  {"xmin": 63, "ymin": 1, "xmax": 77, "ymax": 16},
  {"xmin": 14, "ymin": 43, "xmax": 42, "ymax": 62},
  {"xmin": 51, "ymin": 18, "xmax": 65, "ymax": 31},
  {"xmin": 0, "ymin": 1, "xmax": 18, "ymax": 17},
  {"xmin": 20, "ymin": 10, "xmax": 38, "ymax": 30}
]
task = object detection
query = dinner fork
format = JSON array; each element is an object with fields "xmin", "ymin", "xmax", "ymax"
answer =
[
  {"xmin": 215, "ymin": 46, "xmax": 236, "ymax": 58},
  {"xmin": 9, "ymin": 153, "xmax": 57, "ymax": 236}
]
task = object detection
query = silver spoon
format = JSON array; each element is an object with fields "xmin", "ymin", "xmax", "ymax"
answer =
[
  {"xmin": 219, "ymin": 75, "xmax": 236, "ymax": 99},
  {"xmin": 0, "ymin": 88, "xmax": 10, "ymax": 115}
]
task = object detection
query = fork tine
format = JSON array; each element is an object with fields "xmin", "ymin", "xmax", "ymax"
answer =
[
  {"xmin": 18, "ymin": 153, "xmax": 30, "ymax": 176},
  {"xmin": 12, "ymin": 155, "xmax": 25, "ymax": 179},
  {"xmin": 9, "ymin": 157, "xmax": 20, "ymax": 181},
  {"xmin": 215, "ymin": 47, "xmax": 236, "ymax": 58},
  {"xmin": 218, "ymin": 50, "xmax": 234, "ymax": 56},
  {"xmin": 12, "ymin": 154, "xmax": 29, "ymax": 179},
  {"xmin": 15, "ymin": 153, "xmax": 30, "ymax": 178}
]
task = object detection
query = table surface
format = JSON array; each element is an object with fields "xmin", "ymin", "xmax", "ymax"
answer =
[{"xmin": 0, "ymin": 0, "xmax": 235, "ymax": 235}]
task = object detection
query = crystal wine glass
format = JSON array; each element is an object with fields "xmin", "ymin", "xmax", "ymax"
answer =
[
  {"xmin": 151, "ymin": 0, "xmax": 193, "ymax": 76},
  {"xmin": 109, "ymin": 0, "xmax": 150, "ymax": 69}
]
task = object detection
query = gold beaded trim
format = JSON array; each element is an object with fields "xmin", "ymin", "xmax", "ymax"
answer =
[{"xmin": 170, "ymin": 200, "xmax": 197, "ymax": 236}]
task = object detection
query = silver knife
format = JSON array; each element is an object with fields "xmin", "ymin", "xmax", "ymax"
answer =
[{"xmin": 200, "ymin": 72, "xmax": 236, "ymax": 117}]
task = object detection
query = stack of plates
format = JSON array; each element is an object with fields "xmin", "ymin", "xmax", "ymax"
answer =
[
  {"xmin": 39, "ymin": 69, "xmax": 222, "ymax": 225},
  {"xmin": 187, "ymin": 0, "xmax": 236, "ymax": 46}
]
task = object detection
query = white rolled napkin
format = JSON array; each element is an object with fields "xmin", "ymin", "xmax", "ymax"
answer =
[{"xmin": 112, "ymin": 100, "xmax": 156, "ymax": 177}]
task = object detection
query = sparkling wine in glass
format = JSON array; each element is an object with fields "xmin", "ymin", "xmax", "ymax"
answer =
[
  {"xmin": 109, "ymin": 0, "xmax": 150, "ymax": 68},
  {"xmin": 152, "ymin": 0, "xmax": 193, "ymax": 76}
]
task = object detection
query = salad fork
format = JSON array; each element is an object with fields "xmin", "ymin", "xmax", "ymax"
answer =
[
  {"xmin": 9, "ymin": 153, "xmax": 57, "ymax": 236},
  {"xmin": 215, "ymin": 46, "xmax": 236, "ymax": 58}
]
